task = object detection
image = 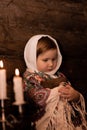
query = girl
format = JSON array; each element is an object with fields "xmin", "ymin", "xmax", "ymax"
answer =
[{"xmin": 23, "ymin": 34, "xmax": 87, "ymax": 130}]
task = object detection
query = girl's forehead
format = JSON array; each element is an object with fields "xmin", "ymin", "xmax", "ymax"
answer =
[{"xmin": 38, "ymin": 49, "xmax": 58, "ymax": 57}]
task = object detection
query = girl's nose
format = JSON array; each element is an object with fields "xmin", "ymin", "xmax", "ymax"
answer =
[{"xmin": 48, "ymin": 60, "xmax": 53, "ymax": 66}]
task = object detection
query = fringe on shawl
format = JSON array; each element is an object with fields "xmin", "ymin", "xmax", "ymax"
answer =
[
  {"xmin": 71, "ymin": 94, "xmax": 87, "ymax": 129},
  {"xmin": 46, "ymin": 94, "xmax": 87, "ymax": 130}
]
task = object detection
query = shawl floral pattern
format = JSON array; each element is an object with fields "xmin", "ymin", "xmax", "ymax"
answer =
[{"xmin": 23, "ymin": 71, "xmax": 87, "ymax": 130}]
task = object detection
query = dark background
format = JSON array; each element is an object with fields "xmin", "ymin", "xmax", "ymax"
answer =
[{"xmin": 0, "ymin": 0, "xmax": 87, "ymax": 129}]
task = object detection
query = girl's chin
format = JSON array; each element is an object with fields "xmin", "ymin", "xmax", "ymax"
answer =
[
  {"xmin": 45, "ymin": 69, "xmax": 53, "ymax": 72},
  {"xmin": 39, "ymin": 69, "xmax": 53, "ymax": 73}
]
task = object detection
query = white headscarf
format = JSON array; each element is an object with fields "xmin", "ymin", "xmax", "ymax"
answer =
[{"xmin": 24, "ymin": 34, "xmax": 62, "ymax": 75}]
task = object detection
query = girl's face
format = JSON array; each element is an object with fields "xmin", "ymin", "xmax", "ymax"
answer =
[{"xmin": 36, "ymin": 49, "xmax": 58, "ymax": 73}]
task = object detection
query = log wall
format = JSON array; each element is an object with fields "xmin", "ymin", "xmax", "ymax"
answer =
[{"xmin": 0, "ymin": 0, "xmax": 87, "ymax": 116}]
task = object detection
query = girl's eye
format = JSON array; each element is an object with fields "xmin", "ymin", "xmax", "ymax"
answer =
[
  {"xmin": 43, "ymin": 59, "xmax": 48, "ymax": 62},
  {"xmin": 52, "ymin": 58, "xmax": 57, "ymax": 61},
  {"xmin": 42, "ymin": 58, "xmax": 57, "ymax": 62},
  {"xmin": 52, "ymin": 58, "xmax": 55, "ymax": 61}
]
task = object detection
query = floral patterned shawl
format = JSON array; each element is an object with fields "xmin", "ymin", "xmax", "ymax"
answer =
[
  {"xmin": 23, "ymin": 34, "xmax": 87, "ymax": 130},
  {"xmin": 23, "ymin": 71, "xmax": 87, "ymax": 130}
]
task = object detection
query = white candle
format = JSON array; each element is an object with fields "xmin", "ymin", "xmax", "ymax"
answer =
[
  {"xmin": 13, "ymin": 68, "xmax": 24, "ymax": 104},
  {"xmin": 0, "ymin": 60, "xmax": 7, "ymax": 99}
]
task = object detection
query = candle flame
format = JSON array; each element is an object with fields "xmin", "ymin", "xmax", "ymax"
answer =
[
  {"xmin": 0, "ymin": 60, "xmax": 3, "ymax": 68},
  {"xmin": 15, "ymin": 68, "xmax": 20, "ymax": 76}
]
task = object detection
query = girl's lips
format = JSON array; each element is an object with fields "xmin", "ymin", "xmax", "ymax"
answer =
[{"xmin": 47, "ymin": 69, "xmax": 53, "ymax": 71}]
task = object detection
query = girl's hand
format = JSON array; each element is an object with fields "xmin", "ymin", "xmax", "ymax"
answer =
[{"xmin": 58, "ymin": 83, "xmax": 80, "ymax": 102}]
